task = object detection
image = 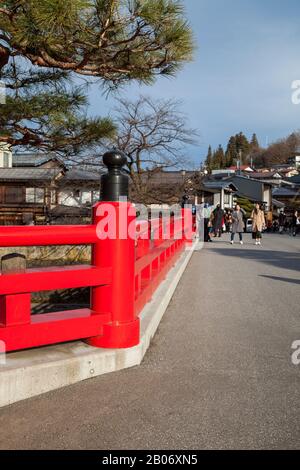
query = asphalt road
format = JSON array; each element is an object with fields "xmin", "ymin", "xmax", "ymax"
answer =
[{"xmin": 1, "ymin": 233, "xmax": 300, "ymax": 450}]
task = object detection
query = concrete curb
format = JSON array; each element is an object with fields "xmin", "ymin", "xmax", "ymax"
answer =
[{"xmin": 0, "ymin": 242, "xmax": 197, "ymax": 408}]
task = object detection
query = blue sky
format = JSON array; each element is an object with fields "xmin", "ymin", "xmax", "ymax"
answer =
[{"xmin": 86, "ymin": 0, "xmax": 300, "ymax": 166}]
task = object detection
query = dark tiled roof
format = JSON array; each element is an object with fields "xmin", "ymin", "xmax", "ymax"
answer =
[
  {"xmin": 290, "ymin": 175, "xmax": 300, "ymax": 185},
  {"xmin": 273, "ymin": 187, "xmax": 300, "ymax": 197},
  {"xmin": 203, "ymin": 174, "xmax": 271, "ymax": 202},
  {"xmin": 63, "ymin": 168, "xmax": 101, "ymax": 181},
  {"xmin": 142, "ymin": 170, "xmax": 196, "ymax": 185},
  {"xmin": 249, "ymin": 171, "xmax": 281, "ymax": 179},
  {"xmin": 0, "ymin": 165, "xmax": 101, "ymax": 184},
  {"xmin": 227, "ymin": 175, "xmax": 267, "ymax": 202},
  {"xmin": 13, "ymin": 153, "xmax": 60, "ymax": 167},
  {"xmin": 0, "ymin": 168, "xmax": 62, "ymax": 181},
  {"xmin": 203, "ymin": 181, "xmax": 237, "ymax": 191}
]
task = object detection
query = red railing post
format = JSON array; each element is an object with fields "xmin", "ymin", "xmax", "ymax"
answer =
[
  {"xmin": 0, "ymin": 294, "xmax": 31, "ymax": 327},
  {"xmin": 87, "ymin": 151, "xmax": 140, "ymax": 349},
  {"xmin": 0, "ymin": 254, "xmax": 31, "ymax": 328}
]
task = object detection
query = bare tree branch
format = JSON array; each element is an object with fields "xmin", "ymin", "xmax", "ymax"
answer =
[{"xmin": 79, "ymin": 95, "xmax": 199, "ymax": 203}]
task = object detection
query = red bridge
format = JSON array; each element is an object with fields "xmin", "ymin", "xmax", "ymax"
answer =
[{"xmin": 0, "ymin": 151, "xmax": 195, "ymax": 352}]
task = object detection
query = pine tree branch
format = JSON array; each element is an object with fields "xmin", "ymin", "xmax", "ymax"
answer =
[{"xmin": 0, "ymin": 0, "xmax": 194, "ymax": 84}]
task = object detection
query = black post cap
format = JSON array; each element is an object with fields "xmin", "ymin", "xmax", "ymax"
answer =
[{"xmin": 100, "ymin": 150, "xmax": 129, "ymax": 201}]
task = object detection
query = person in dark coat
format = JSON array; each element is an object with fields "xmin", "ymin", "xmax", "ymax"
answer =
[
  {"xmin": 212, "ymin": 204, "xmax": 224, "ymax": 238},
  {"xmin": 278, "ymin": 211, "xmax": 286, "ymax": 234}
]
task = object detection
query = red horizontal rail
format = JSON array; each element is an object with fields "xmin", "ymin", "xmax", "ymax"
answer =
[
  {"xmin": 0, "ymin": 203, "xmax": 193, "ymax": 352},
  {"xmin": 135, "ymin": 240, "xmax": 175, "ymax": 272},
  {"xmin": 0, "ymin": 309, "xmax": 111, "ymax": 351},
  {"xmin": 134, "ymin": 237, "xmax": 185, "ymax": 316},
  {"xmin": 0, "ymin": 265, "xmax": 111, "ymax": 295},
  {"xmin": 0, "ymin": 225, "xmax": 98, "ymax": 247},
  {"xmin": 135, "ymin": 216, "xmax": 184, "ymax": 238},
  {"xmin": 134, "ymin": 208, "xmax": 194, "ymax": 316}
]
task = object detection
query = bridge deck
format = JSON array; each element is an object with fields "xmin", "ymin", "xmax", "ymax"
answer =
[{"xmin": 1, "ymin": 233, "xmax": 300, "ymax": 449}]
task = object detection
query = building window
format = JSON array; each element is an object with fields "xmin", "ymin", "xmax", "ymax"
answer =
[
  {"xmin": 224, "ymin": 192, "xmax": 230, "ymax": 205},
  {"xmin": 25, "ymin": 187, "xmax": 45, "ymax": 204},
  {"xmin": 51, "ymin": 190, "xmax": 57, "ymax": 204},
  {"xmin": 3, "ymin": 152, "xmax": 10, "ymax": 168},
  {"xmin": 92, "ymin": 190, "xmax": 100, "ymax": 203},
  {"xmin": 81, "ymin": 191, "xmax": 92, "ymax": 204},
  {"xmin": 5, "ymin": 187, "xmax": 24, "ymax": 204}
]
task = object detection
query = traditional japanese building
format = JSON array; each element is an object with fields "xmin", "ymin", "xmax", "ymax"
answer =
[{"xmin": 0, "ymin": 150, "xmax": 101, "ymax": 224}]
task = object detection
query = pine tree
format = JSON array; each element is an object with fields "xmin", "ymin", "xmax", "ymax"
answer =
[
  {"xmin": 0, "ymin": 63, "xmax": 115, "ymax": 155},
  {"xmin": 0, "ymin": 1, "xmax": 194, "ymax": 154},
  {"xmin": 217, "ymin": 144, "xmax": 225, "ymax": 168},
  {"xmin": 223, "ymin": 132, "xmax": 251, "ymax": 167},
  {"xmin": 205, "ymin": 145, "xmax": 213, "ymax": 172},
  {"xmin": 235, "ymin": 132, "xmax": 250, "ymax": 163},
  {"xmin": 211, "ymin": 145, "xmax": 224, "ymax": 170},
  {"xmin": 0, "ymin": 1, "xmax": 194, "ymax": 86},
  {"xmin": 225, "ymin": 136, "xmax": 237, "ymax": 167},
  {"xmin": 286, "ymin": 133, "xmax": 298, "ymax": 153},
  {"xmin": 250, "ymin": 133, "xmax": 259, "ymax": 151}
]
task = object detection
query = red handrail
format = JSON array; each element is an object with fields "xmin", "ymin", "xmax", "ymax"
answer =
[
  {"xmin": 0, "ymin": 203, "xmax": 194, "ymax": 353},
  {"xmin": 0, "ymin": 225, "xmax": 97, "ymax": 246}
]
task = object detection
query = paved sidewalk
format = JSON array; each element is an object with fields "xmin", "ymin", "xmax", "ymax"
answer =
[{"xmin": 1, "ymin": 233, "xmax": 300, "ymax": 449}]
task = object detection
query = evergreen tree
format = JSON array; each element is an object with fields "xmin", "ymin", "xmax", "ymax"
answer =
[
  {"xmin": 0, "ymin": 1, "xmax": 194, "ymax": 86},
  {"xmin": 211, "ymin": 150, "xmax": 217, "ymax": 169},
  {"xmin": 0, "ymin": 0, "xmax": 194, "ymax": 154},
  {"xmin": 223, "ymin": 132, "xmax": 251, "ymax": 167},
  {"xmin": 235, "ymin": 132, "xmax": 250, "ymax": 164},
  {"xmin": 211, "ymin": 144, "xmax": 224, "ymax": 170},
  {"xmin": 0, "ymin": 63, "xmax": 115, "ymax": 155},
  {"xmin": 217, "ymin": 144, "xmax": 225, "ymax": 168},
  {"xmin": 225, "ymin": 136, "xmax": 237, "ymax": 167},
  {"xmin": 286, "ymin": 132, "xmax": 298, "ymax": 153},
  {"xmin": 205, "ymin": 145, "xmax": 213, "ymax": 172},
  {"xmin": 250, "ymin": 133, "xmax": 259, "ymax": 151}
]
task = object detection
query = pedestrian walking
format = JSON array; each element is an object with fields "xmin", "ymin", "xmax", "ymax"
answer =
[
  {"xmin": 207, "ymin": 211, "xmax": 214, "ymax": 242},
  {"xmin": 272, "ymin": 219, "xmax": 279, "ymax": 232},
  {"xmin": 251, "ymin": 203, "xmax": 266, "ymax": 245},
  {"xmin": 292, "ymin": 210, "xmax": 300, "ymax": 237},
  {"xmin": 201, "ymin": 204, "xmax": 214, "ymax": 242},
  {"xmin": 212, "ymin": 204, "xmax": 224, "ymax": 238},
  {"xmin": 225, "ymin": 210, "xmax": 233, "ymax": 233},
  {"xmin": 230, "ymin": 204, "xmax": 245, "ymax": 245},
  {"xmin": 278, "ymin": 210, "xmax": 286, "ymax": 234}
]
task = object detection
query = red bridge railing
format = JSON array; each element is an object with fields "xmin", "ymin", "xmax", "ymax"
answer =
[
  {"xmin": 0, "ymin": 151, "xmax": 195, "ymax": 353},
  {"xmin": 134, "ymin": 212, "xmax": 191, "ymax": 316}
]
